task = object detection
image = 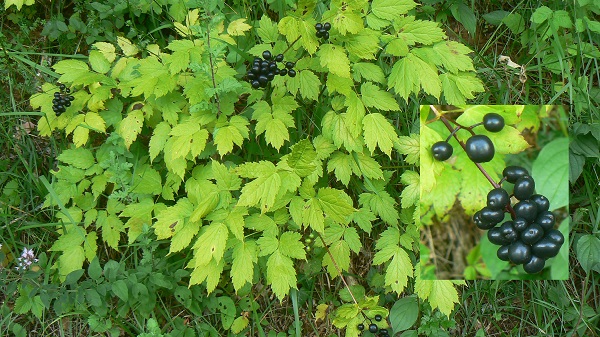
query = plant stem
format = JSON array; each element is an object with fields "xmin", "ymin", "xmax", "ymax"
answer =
[
  {"xmin": 317, "ymin": 233, "xmax": 358, "ymax": 305},
  {"xmin": 429, "ymin": 105, "xmax": 517, "ymax": 219},
  {"xmin": 281, "ymin": 36, "xmax": 301, "ymax": 56}
]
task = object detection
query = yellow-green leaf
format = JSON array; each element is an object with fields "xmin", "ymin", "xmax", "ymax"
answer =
[{"xmin": 227, "ymin": 18, "xmax": 252, "ymax": 36}]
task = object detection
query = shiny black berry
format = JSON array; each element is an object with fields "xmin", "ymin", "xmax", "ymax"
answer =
[
  {"xmin": 315, "ymin": 23, "xmax": 323, "ymax": 30},
  {"xmin": 68, "ymin": 95, "xmax": 74, "ymax": 101},
  {"xmin": 262, "ymin": 50, "xmax": 272, "ymax": 60},
  {"xmin": 497, "ymin": 244, "xmax": 510, "ymax": 261},
  {"xmin": 480, "ymin": 207, "xmax": 505, "ymax": 224},
  {"xmin": 502, "ymin": 166, "xmax": 529, "ymax": 183},
  {"xmin": 500, "ymin": 221, "xmax": 518, "ymax": 242},
  {"xmin": 275, "ymin": 54, "xmax": 284, "ymax": 62},
  {"xmin": 379, "ymin": 329, "xmax": 388, "ymax": 336},
  {"xmin": 258, "ymin": 75, "xmax": 268, "ymax": 86},
  {"xmin": 488, "ymin": 227, "xmax": 510, "ymax": 246},
  {"xmin": 487, "ymin": 188, "xmax": 509, "ymax": 210},
  {"xmin": 279, "ymin": 68, "xmax": 288, "ymax": 76},
  {"xmin": 508, "ymin": 241, "xmax": 532, "ymax": 264},
  {"xmin": 513, "ymin": 176, "xmax": 535, "ymax": 200},
  {"xmin": 322, "ymin": 31, "xmax": 330, "ymax": 39},
  {"xmin": 513, "ymin": 200, "xmax": 538, "ymax": 223},
  {"xmin": 369, "ymin": 324, "xmax": 378, "ymax": 333},
  {"xmin": 536, "ymin": 211, "xmax": 556, "ymax": 231},
  {"xmin": 520, "ymin": 223, "xmax": 544, "ymax": 245},
  {"xmin": 65, "ymin": 88, "xmax": 70, "ymax": 93},
  {"xmin": 54, "ymin": 92, "xmax": 61, "ymax": 98},
  {"xmin": 532, "ymin": 237, "xmax": 560, "ymax": 259},
  {"xmin": 358, "ymin": 323, "xmax": 364, "ymax": 331},
  {"xmin": 251, "ymin": 80, "xmax": 260, "ymax": 89},
  {"xmin": 483, "ymin": 113, "xmax": 505, "ymax": 132},
  {"xmin": 530, "ymin": 194, "xmax": 550, "ymax": 213},
  {"xmin": 513, "ymin": 218, "xmax": 529, "ymax": 232},
  {"xmin": 286, "ymin": 61, "xmax": 295, "ymax": 69},
  {"xmin": 59, "ymin": 83, "xmax": 66, "ymax": 90},
  {"xmin": 323, "ymin": 22, "xmax": 331, "ymax": 30},
  {"xmin": 374, "ymin": 315, "xmax": 382, "ymax": 322},
  {"xmin": 465, "ymin": 135, "xmax": 495, "ymax": 163},
  {"xmin": 474, "ymin": 211, "xmax": 495, "ymax": 230},
  {"xmin": 546, "ymin": 229, "xmax": 564, "ymax": 245},
  {"xmin": 523, "ymin": 255, "xmax": 545, "ymax": 274},
  {"xmin": 288, "ymin": 69, "xmax": 297, "ymax": 77},
  {"xmin": 431, "ymin": 141, "xmax": 453, "ymax": 161}
]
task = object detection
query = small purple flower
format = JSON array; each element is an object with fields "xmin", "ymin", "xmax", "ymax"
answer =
[{"xmin": 15, "ymin": 247, "xmax": 38, "ymax": 271}]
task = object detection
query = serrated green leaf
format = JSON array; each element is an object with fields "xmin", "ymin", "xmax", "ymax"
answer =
[
  {"xmin": 363, "ymin": 113, "xmax": 400, "ymax": 158},
  {"xmin": 287, "ymin": 139, "xmax": 317, "ymax": 177},
  {"xmin": 227, "ymin": 18, "xmax": 252, "ymax": 36},
  {"xmin": 359, "ymin": 191, "xmax": 399, "ymax": 226},
  {"xmin": 118, "ymin": 109, "xmax": 143, "ymax": 149},
  {"xmin": 344, "ymin": 227, "xmax": 362, "ymax": 253},
  {"xmin": 286, "ymin": 69, "xmax": 321, "ymax": 101},
  {"xmin": 397, "ymin": 17, "xmax": 446, "ymax": 45},
  {"xmin": 57, "ymin": 148, "xmax": 95, "ymax": 169},
  {"xmin": 303, "ymin": 197, "xmax": 325, "ymax": 233},
  {"xmin": 257, "ymin": 15, "xmax": 279, "ymax": 43},
  {"xmin": 345, "ymin": 29, "xmax": 380, "ymax": 60},
  {"xmin": 372, "ymin": 0, "xmax": 417, "ymax": 20},
  {"xmin": 414, "ymin": 278, "xmax": 459, "ymax": 317},
  {"xmin": 318, "ymin": 187, "xmax": 355, "ymax": 225},
  {"xmin": 279, "ymin": 231, "xmax": 306, "ymax": 259},
  {"xmin": 327, "ymin": 152, "xmax": 356, "ymax": 186},
  {"xmin": 149, "ymin": 122, "xmax": 171, "ymax": 162},
  {"xmin": 58, "ymin": 245, "xmax": 85, "ymax": 279},
  {"xmin": 89, "ymin": 51, "xmax": 111, "ymax": 74},
  {"xmin": 318, "ymin": 44, "xmax": 351, "ymax": 78},
  {"xmin": 395, "ymin": 133, "xmax": 419, "ymax": 165},
  {"xmin": 322, "ymin": 111, "xmax": 364, "ymax": 152},
  {"xmin": 389, "ymin": 53, "xmax": 441, "ymax": 99},
  {"xmin": 361, "ymin": 82, "xmax": 400, "ymax": 111},
  {"xmin": 266, "ymin": 250, "xmax": 297, "ymax": 301},
  {"xmin": 97, "ymin": 212, "xmax": 123, "ymax": 249},
  {"xmin": 352, "ymin": 63, "xmax": 386, "ymax": 84},
  {"xmin": 189, "ymin": 259, "xmax": 224, "ymax": 293},
  {"xmin": 193, "ymin": 223, "xmax": 229, "ymax": 267},
  {"xmin": 237, "ymin": 162, "xmax": 281, "ymax": 213},
  {"xmin": 94, "ymin": 42, "xmax": 116, "ymax": 63},
  {"xmin": 440, "ymin": 73, "xmax": 485, "ymax": 105},
  {"xmin": 154, "ymin": 198, "xmax": 194, "ymax": 239},
  {"xmin": 353, "ymin": 208, "xmax": 375, "ymax": 234},
  {"xmin": 232, "ymin": 240, "xmax": 257, "ymax": 291},
  {"xmin": 322, "ymin": 240, "xmax": 351, "ymax": 278},
  {"xmin": 400, "ymin": 170, "xmax": 419, "ymax": 208},
  {"xmin": 385, "ymin": 247, "xmax": 413, "ymax": 294}
]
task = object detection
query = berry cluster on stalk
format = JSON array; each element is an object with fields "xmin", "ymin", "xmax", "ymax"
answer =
[
  {"xmin": 315, "ymin": 22, "xmax": 331, "ymax": 40},
  {"xmin": 246, "ymin": 50, "xmax": 296, "ymax": 89},
  {"xmin": 357, "ymin": 315, "xmax": 388, "ymax": 336},
  {"xmin": 52, "ymin": 83, "xmax": 74, "ymax": 115},
  {"xmin": 475, "ymin": 166, "xmax": 564, "ymax": 273}
]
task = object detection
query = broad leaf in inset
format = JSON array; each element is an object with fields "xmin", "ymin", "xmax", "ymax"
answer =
[{"xmin": 532, "ymin": 138, "xmax": 569, "ymax": 210}]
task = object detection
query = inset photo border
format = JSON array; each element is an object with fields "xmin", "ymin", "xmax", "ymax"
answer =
[{"xmin": 419, "ymin": 105, "xmax": 569, "ymax": 280}]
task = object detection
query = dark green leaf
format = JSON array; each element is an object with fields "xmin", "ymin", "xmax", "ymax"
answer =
[{"xmin": 390, "ymin": 296, "xmax": 419, "ymax": 332}]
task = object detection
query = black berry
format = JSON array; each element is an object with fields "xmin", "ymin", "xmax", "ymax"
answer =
[
  {"xmin": 513, "ymin": 200, "xmax": 538, "ymax": 223},
  {"xmin": 358, "ymin": 323, "xmax": 364, "ymax": 331},
  {"xmin": 279, "ymin": 68, "xmax": 288, "ymax": 76},
  {"xmin": 288, "ymin": 69, "xmax": 297, "ymax": 77},
  {"xmin": 480, "ymin": 207, "xmax": 505, "ymax": 224},
  {"xmin": 379, "ymin": 329, "xmax": 388, "ymax": 336},
  {"xmin": 513, "ymin": 218, "xmax": 529, "ymax": 232},
  {"xmin": 262, "ymin": 50, "xmax": 272, "ymax": 60},
  {"xmin": 502, "ymin": 166, "xmax": 529, "ymax": 183},
  {"xmin": 286, "ymin": 61, "xmax": 295, "ymax": 69},
  {"xmin": 59, "ymin": 83, "xmax": 66, "ymax": 90},
  {"xmin": 488, "ymin": 228, "xmax": 510, "ymax": 246},
  {"xmin": 520, "ymin": 223, "xmax": 544, "ymax": 245},
  {"xmin": 546, "ymin": 229, "xmax": 564, "ymax": 245},
  {"xmin": 474, "ymin": 211, "xmax": 495, "ymax": 230},
  {"xmin": 500, "ymin": 221, "xmax": 518, "ymax": 242},
  {"xmin": 532, "ymin": 237, "xmax": 560, "ymax": 259},
  {"xmin": 322, "ymin": 31, "xmax": 330, "ymax": 39},
  {"xmin": 497, "ymin": 244, "xmax": 510, "ymax": 261},
  {"xmin": 536, "ymin": 211, "xmax": 555, "ymax": 231},
  {"xmin": 483, "ymin": 113, "xmax": 505, "ymax": 132},
  {"xmin": 323, "ymin": 22, "xmax": 331, "ymax": 30},
  {"xmin": 275, "ymin": 54, "xmax": 284, "ymax": 62},
  {"xmin": 465, "ymin": 135, "xmax": 495, "ymax": 163},
  {"xmin": 508, "ymin": 241, "xmax": 532, "ymax": 264},
  {"xmin": 315, "ymin": 23, "xmax": 323, "ymax": 30},
  {"xmin": 369, "ymin": 324, "xmax": 378, "ymax": 333},
  {"xmin": 530, "ymin": 194, "xmax": 550, "ymax": 213},
  {"xmin": 513, "ymin": 176, "xmax": 535, "ymax": 200},
  {"xmin": 374, "ymin": 315, "xmax": 382, "ymax": 322},
  {"xmin": 487, "ymin": 188, "xmax": 509, "ymax": 210},
  {"xmin": 251, "ymin": 80, "xmax": 260, "ymax": 89},
  {"xmin": 431, "ymin": 141, "xmax": 453, "ymax": 161},
  {"xmin": 54, "ymin": 92, "xmax": 61, "ymax": 98},
  {"xmin": 258, "ymin": 75, "xmax": 268, "ymax": 86},
  {"xmin": 523, "ymin": 255, "xmax": 545, "ymax": 273}
]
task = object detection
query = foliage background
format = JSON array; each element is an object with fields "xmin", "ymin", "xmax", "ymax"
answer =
[{"xmin": 0, "ymin": 0, "xmax": 599, "ymax": 337}]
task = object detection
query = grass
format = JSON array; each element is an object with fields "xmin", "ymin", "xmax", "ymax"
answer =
[{"xmin": 1, "ymin": 1, "xmax": 599, "ymax": 337}]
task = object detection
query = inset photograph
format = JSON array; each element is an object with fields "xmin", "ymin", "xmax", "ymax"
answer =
[{"xmin": 419, "ymin": 105, "xmax": 569, "ymax": 280}]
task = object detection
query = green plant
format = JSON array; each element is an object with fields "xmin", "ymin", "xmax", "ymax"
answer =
[{"xmin": 27, "ymin": 0, "xmax": 487, "ymax": 335}]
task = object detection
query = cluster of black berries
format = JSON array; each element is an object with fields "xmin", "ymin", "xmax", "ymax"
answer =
[
  {"xmin": 357, "ymin": 315, "xmax": 388, "ymax": 336},
  {"xmin": 52, "ymin": 83, "xmax": 74, "ymax": 115},
  {"xmin": 474, "ymin": 166, "xmax": 564, "ymax": 273},
  {"xmin": 315, "ymin": 22, "xmax": 331, "ymax": 40},
  {"xmin": 431, "ymin": 112, "xmax": 505, "ymax": 162},
  {"xmin": 246, "ymin": 50, "xmax": 296, "ymax": 89}
]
